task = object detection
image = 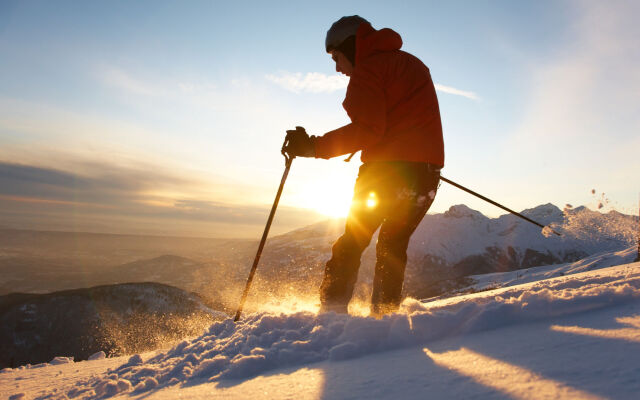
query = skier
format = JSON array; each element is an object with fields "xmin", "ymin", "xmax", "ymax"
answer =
[{"xmin": 283, "ymin": 16, "xmax": 444, "ymax": 316}]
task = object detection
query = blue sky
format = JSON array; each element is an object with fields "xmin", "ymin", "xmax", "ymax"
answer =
[{"xmin": 0, "ymin": 0, "xmax": 638, "ymax": 238}]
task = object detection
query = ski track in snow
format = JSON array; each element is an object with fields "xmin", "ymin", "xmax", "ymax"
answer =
[{"xmin": 21, "ymin": 256, "xmax": 637, "ymax": 399}]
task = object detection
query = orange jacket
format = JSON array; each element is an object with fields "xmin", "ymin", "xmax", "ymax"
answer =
[{"xmin": 314, "ymin": 23, "xmax": 444, "ymax": 167}]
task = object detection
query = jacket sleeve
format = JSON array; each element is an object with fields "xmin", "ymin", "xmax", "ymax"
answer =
[{"xmin": 314, "ymin": 63, "xmax": 386, "ymax": 159}]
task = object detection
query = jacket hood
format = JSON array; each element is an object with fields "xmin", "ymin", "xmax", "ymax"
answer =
[{"xmin": 355, "ymin": 22, "xmax": 403, "ymax": 64}]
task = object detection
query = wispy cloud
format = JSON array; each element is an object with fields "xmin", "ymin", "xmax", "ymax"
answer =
[
  {"xmin": 499, "ymin": 1, "xmax": 640, "ymax": 212},
  {"xmin": 99, "ymin": 66, "xmax": 164, "ymax": 97},
  {"xmin": 508, "ymin": 1, "xmax": 640, "ymax": 151},
  {"xmin": 434, "ymin": 83, "xmax": 480, "ymax": 100},
  {"xmin": 93, "ymin": 65, "xmax": 293, "ymax": 131},
  {"xmin": 0, "ymin": 161, "xmax": 322, "ymax": 238},
  {"xmin": 267, "ymin": 70, "xmax": 479, "ymax": 100},
  {"xmin": 0, "ymin": 160, "xmax": 198, "ymax": 206},
  {"xmin": 96, "ymin": 65, "xmax": 221, "ymax": 107},
  {"xmin": 266, "ymin": 72, "xmax": 349, "ymax": 93}
]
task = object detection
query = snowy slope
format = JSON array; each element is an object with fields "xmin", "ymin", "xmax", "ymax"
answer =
[
  {"xmin": 245, "ymin": 204, "xmax": 638, "ymax": 304},
  {"xmin": 267, "ymin": 204, "xmax": 637, "ymax": 269},
  {"xmin": 448, "ymin": 246, "xmax": 639, "ymax": 297},
  {"xmin": 2, "ymin": 253, "xmax": 639, "ymax": 399}
]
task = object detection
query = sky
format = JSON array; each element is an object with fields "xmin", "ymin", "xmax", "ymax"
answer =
[{"xmin": 0, "ymin": 0, "xmax": 638, "ymax": 238}]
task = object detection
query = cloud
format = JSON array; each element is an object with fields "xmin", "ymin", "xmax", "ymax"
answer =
[
  {"xmin": 266, "ymin": 72, "xmax": 349, "ymax": 93},
  {"xmin": 91, "ymin": 65, "xmax": 294, "ymax": 140},
  {"xmin": 434, "ymin": 83, "xmax": 480, "ymax": 100},
  {"xmin": 0, "ymin": 161, "xmax": 323, "ymax": 238},
  {"xmin": 497, "ymin": 0, "xmax": 640, "ymax": 213},
  {"xmin": 95, "ymin": 65, "xmax": 243, "ymax": 113},
  {"xmin": 508, "ymin": 1, "xmax": 640, "ymax": 153},
  {"xmin": 0, "ymin": 160, "xmax": 197, "ymax": 207},
  {"xmin": 96, "ymin": 65, "xmax": 223, "ymax": 112},
  {"xmin": 169, "ymin": 199, "xmax": 321, "ymax": 226},
  {"xmin": 99, "ymin": 66, "xmax": 164, "ymax": 97},
  {"xmin": 266, "ymin": 71, "xmax": 479, "ymax": 100}
]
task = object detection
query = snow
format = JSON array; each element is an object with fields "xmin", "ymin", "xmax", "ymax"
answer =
[
  {"xmin": 406, "ymin": 204, "xmax": 637, "ymax": 266},
  {"xmin": 275, "ymin": 203, "xmax": 637, "ymax": 258},
  {"xmin": 49, "ymin": 357, "xmax": 74, "ymax": 366},
  {"xmin": 2, "ymin": 250, "xmax": 640, "ymax": 399},
  {"xmin": 88, "ymin": 352, "xmax": 106, "ymax": 361},
  {"xmin": 453, "ymin": 246, "xmax": 638, "ymax": 296}
]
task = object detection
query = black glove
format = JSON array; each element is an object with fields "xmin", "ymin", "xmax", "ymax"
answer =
[{"xmin": 283, "ymin": 126, "xmax": 316, "ymax": 158}]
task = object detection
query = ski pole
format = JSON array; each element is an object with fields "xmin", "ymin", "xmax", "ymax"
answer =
[
  {"xmin": 234, "ymin": 139, "xmax": 295, "ymax": 322},
  {"xmin": 439, "ymin": 176, "xmax": 562, "ymax": 236}
]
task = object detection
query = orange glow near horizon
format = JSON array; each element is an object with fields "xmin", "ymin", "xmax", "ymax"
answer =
[{"xmin": 136, "ymin": 190, "xmax": 196, "ymax": 208}]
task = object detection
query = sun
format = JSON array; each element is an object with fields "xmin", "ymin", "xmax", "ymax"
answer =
[
  {"xmin": 312, "ymin": 192, "xmax": 352, "ymax": 218},
  {"xmin": 286, "ymin": 161, "xmax": 359, "ymax": 219},
  {"xmin": 302, "ymin": 176, "xmax": 354, "ymax": 218}
]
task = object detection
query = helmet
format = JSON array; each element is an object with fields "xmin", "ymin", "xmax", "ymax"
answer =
[{"xmin": 325, "ymin": 15, "xmax": 369, "ymax": 52}]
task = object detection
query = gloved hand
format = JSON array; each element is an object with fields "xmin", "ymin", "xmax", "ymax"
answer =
[{"xmin": 283, "ymin": 126, "xmax": 316, "ymax": 158}]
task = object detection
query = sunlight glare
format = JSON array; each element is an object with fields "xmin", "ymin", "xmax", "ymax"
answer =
[
  {"xmin": 366, "ymin": 191, "xmax": 378, "ymax": 208},
  {"xmin": 551, "ymin": 315, "xmax": 640, "ymax": 343},
  {"xmin": 423, "ymin": 347, "xmax": 602, "ymax": 400},
  {"xmin": 250, "ymin": 297, "xmax": 321, "ymax": 315},
  {"xmin": 314, "ymin": 194, "xmax": 352, "ymax": 218},
  {"xmin": 164, "ymin": 366, "xmax": 325, "ymax": 399},
  {"xmin": 301, "ymin": 175, "xmax": 354, "ymax": 218}
]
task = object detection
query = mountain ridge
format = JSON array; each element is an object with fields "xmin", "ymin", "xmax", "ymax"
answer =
[{"xmin": 255, "ymin": 203, "xmax": 637, "ymax": 300}]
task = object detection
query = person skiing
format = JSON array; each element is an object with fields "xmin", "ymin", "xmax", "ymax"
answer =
[{"xmin": 283, "ymin": 16, "xmax": 444, "ymax": 316}]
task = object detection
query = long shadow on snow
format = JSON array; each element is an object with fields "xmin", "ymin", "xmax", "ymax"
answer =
[{"xmin": 419, "ymin": 301, "xmax": 640, "ymax": 400}]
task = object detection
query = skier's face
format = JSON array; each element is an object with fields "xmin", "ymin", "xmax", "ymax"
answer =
[{"xmin": 330, "ymin": 50, "xmax": 354, "ymax": 77}]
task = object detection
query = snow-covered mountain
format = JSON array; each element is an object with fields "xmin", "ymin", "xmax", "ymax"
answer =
[
  {"xmin": 252, "ymin": 204, "xmax": 638, "ymax": 300},
  {"xmin": 0, "ymin": 282, "xmax": 226, "ymax": 370},
  {"xmin": 410, "ymin": 203, "xmax": 635, "ymax": 267}
]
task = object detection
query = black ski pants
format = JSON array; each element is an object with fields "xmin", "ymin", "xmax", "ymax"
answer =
[{"xmin": 319, "ymin": 161, "xmax": 440, "ymax": 315}]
